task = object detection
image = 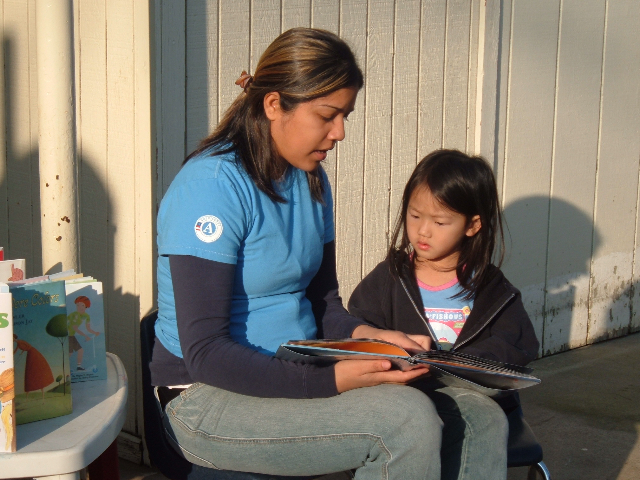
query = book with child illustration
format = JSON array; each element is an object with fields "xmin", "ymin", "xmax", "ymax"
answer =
[
  {"xmin": 65, "ymin": 280, "xmax": 107, "ymax": 382},
  {"xmin": 0, "ymin": 283, "xmax": 16, "ymax": 452},
  {"xmin": 10, "ymin": 279, "xmax": 72, "ymax": 424},
  {"xmin": 276, "ymin": 338, "xmax": 540, "ymax": 398}
]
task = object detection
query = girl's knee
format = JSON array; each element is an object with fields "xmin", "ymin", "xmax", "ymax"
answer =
[{"xmin": 379, "ymin": 385, "xmax": 443, "ymax": 435}]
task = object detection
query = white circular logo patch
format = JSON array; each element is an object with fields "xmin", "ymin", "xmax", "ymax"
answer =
[{"xmin": 194, "ymin": 215, "xmax": 223, "ymax": 243}]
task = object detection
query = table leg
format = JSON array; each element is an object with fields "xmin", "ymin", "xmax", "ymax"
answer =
[{"xmin": 87, "ymin": 439, "xmax": 120, "ymax": 480}]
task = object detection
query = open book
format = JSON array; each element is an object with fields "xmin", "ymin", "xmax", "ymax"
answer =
[{"xmin": 276, "ymin": 339, "xmax": 540, "ymax": 398}]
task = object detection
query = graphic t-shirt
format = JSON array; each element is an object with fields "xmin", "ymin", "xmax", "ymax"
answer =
[{"xmin": 418, "ymin": 278, "xmax": 473, "ymax": 350}]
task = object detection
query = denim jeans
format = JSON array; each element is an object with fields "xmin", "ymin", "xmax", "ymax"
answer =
[{"xmin": 162, "ymin": 383, "xmax": 507, "ymax": 480}]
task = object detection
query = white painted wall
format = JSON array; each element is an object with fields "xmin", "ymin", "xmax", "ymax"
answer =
[
  {"xmin": 496, "ymin": 0, "xmax": 640, "ymax": 356},
  {"xmin": 1, "ymin": 0, "xmax": 639, "ymax": 451}
]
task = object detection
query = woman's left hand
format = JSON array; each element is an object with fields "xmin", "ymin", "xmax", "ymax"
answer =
[{"xmin": 351, "ymin": 324, "xmax": 431, "ymax": 353}]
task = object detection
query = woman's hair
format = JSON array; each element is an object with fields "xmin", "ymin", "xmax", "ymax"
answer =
[
  {"xmin": 388, "ymin": 149, "xmax": 505, "ymax": 298},
  {"xmin": 186, "ymin": 27, "xmax": 363, "ymax": 203}
]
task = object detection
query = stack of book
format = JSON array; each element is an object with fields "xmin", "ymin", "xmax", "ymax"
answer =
[{"xmin": 0, "ymin": 250, "xmax": 108, "ymax": 453}]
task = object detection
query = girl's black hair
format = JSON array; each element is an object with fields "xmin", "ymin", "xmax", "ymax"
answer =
[
  {"xmin": 388, "ymin": 149, "xmax": 505, "ymax": 299},
  {"xmin": 184, "ymin": 27, "xmax": 363, "ymax": 203}
]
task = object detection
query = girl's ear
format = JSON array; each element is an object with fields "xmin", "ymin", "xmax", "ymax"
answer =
[
  {"xmin": 263, "ymin": 92, "xmax": 282, "ymax": 121},
  {"xmin": 465, "ymin": 215, "xmax": 481, "ymax": 237}
]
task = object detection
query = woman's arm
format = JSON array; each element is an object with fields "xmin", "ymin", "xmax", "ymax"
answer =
[
  {"xmin": 170, "ymin": 255, "xmax": 339, "ymax": 398},
  {"xmin": 305, "ymin": 241, "xmax": 369, "ymax": 339}
]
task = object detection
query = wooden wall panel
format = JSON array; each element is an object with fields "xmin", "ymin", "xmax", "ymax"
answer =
[
  {"xmin": 156, "ymin": 1, "xmax": 185, "ymax": 197},
  {"xmin": 76, "ymin": 0, "xmax": 109, "ymax": 289},
  {"xmin": 442, "ymin": 0, "xmax": 471, "ymax": 151},
  {"xmin": 2, "ymin": 0, "xmax": 40, "ymax": 277},
  {"xmin": 311, "ymin": 0, "xmax": 340, "ymax": 191},
  {"xmin": 219, "ymin": 1, "xmax": 250, "ymax": 117},
  {"xmin": 500, "ymin": 1, "xmax": 560, "ymax": 351},
  {"xmin": 334, "ymin": 0, "xmax": 367, "ymax": 298},
  {"xmin": 544, "ymin": 0, "xmax": 605, "ymax": 354},
  {"xmin": 417, "ymin": 0, "xmax": 446, "ymax": 155},
  {"xmin": 186, "ymin": 0, "xmax": 218, "ymax": 154},
  {"xmin": 250, "ymin": 1, "xmax": 280, "ymax": 72},
  {"xmin": 388, "ymin": 0, "xmax": 421, "ymax": 234},
  {"xmin": 282, "ymin": 0, "xmax": 310, "ymax": 30},
  {"xmin": 361, "ymin": 0, "xmax": 395, "ymax": 276},
  {"xmin": 589, "ymin": 1, "xmax": 640, "ymax": 344},
  {"xmin": 105, "ymin": 0, "xmax": 139, "ymax": 435}
]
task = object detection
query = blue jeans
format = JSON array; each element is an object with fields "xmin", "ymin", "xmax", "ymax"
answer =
[{"xmin": 162, "ymin": 383, "xmax": 507, "ymax": 480}]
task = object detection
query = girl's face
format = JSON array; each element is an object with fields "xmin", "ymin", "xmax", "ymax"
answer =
[
  {"xmin": 406, "ymin": 187, "xmax": 481, "ymax": 270},
  {"xmin": 265, "ymin": 87, "xmax": 358, "ymax": 172},
  {"xmin": 76, "ymin": 302, "xmax": 87, "ymax": 313}
]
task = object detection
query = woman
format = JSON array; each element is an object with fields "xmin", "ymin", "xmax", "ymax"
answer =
[{"xmin": 150, "ymin": 28, "xmax": 507, "ymax": 479}]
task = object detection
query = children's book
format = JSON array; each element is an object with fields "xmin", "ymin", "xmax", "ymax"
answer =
[
  {"xmin": 276, "ymin": 338, "xmax": 541, "ymax": 398},
  {"xmin": 0, "ymin": 259, "xmax": 26, "ymax": 283},
  {"xmin": 10, "ymin": 279, "xmax": 72, "ymax": 424},
  {"xmin": 65, "ymin": 281, "xmax": 107, "ymax": 382},
  {"xmin": 0, "ymin": 283, "xmax": 16, "ymax": 452}
]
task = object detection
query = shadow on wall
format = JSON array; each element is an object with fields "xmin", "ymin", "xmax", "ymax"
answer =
[
  {"xmin": 502, "ymin": 196, "xmax": 603, "ymax": 357},
  {"xmin": 0, "ymin": 35, "xmax": 139, "ymax": 432}
]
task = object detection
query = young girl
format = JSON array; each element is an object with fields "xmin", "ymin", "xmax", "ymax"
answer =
[{"xmin": 349, "ymin": 149, "xmax": 540, "ymax": 472}]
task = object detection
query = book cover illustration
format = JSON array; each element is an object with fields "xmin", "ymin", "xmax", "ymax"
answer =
[
  {"xmin": 276, "ymin": 338, "xmax": 540, "ymax": 397},
  {"xmin": 0, "ymin": 283, "xmax": 16, "ymax": 452},
  {"xmin": 10, "ymin": 280, "xmax": 72, "ymax": 424},
  {"xmin": 66, "ymin": 281, "xmax": 107, "ymax": 382},
  {"xmin": 0, "ymin": 259, "xmax": 26, "ymax": 283}
]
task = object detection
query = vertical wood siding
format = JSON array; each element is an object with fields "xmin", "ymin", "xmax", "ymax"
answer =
[{"xmin": 498, "ymin": 0, "xmax": 640, "ymax": 355}]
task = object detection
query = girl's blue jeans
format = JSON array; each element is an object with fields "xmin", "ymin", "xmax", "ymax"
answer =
[{"xmin": 161, "ymin": 383, "xmax": 507, "ymax": 480}]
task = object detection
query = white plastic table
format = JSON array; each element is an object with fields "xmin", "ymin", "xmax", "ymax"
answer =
[{"xmin": 0, "ymin": 352, "xmax": 128, "ymax": 479}]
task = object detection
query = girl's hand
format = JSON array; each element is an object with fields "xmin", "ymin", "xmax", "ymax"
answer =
[
  {"xmin": 334, "ymin": 359, "xmax": 429, "ymax": 393},
  {"xmin": 352, "ymin": 324, "xmax": 432, "ymax": 353}
]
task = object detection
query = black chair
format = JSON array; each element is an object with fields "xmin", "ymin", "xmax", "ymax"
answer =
[
  {"xmin": 140, "ymin": 311, "xmax": 321, "ymax": 480},
  {"xmin": 142, "ymin": 310, "xmax": 550, "ymax": 479},
  {"xmin": 506, "ymin": 404, "xmax": 551, "ymax": 479}
]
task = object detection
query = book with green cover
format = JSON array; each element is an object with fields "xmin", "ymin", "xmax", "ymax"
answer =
[{"xmin": 10, "ymin": 280, "xmax": 72, "ymax": 424}]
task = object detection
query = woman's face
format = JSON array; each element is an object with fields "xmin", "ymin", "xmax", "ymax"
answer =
[{"xmin": 265, "ymin": 87, "xmax": 358, "ymax": 172}]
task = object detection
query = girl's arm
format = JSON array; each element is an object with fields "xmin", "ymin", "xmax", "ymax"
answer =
[
  {"xmin": 458, "ymin": 294, "xmax": 539, "ymax": 366},
  {"xmin": 170, "ymin": 254, "xmax": 339, "ymax": 399}
]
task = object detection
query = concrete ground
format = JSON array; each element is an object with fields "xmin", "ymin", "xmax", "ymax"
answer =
[{"xmin": 120, "ymin": 332, "xmax": 640, "ymax": 480}]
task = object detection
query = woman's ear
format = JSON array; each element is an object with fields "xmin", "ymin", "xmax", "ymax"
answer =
[
  {"xmin": 263, "ymin": 92, "xmax": 282, "ymax": 121},
  {"xmin": 465, "ymin": 215, "xmax": 481, "ymax": 237}
]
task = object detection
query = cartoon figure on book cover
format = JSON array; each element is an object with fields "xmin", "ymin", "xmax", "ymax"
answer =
[
  {"xmin": 67, "ymin": 295, "xmax": 100, "ymax": 372},
  {"xmin": 0, "ymin": 368, "xmax": 15, "ymax": 452}
]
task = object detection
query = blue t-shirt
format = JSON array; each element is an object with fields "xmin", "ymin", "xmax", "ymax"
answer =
[
  {"xmin": 155, "ymin": 149, "xmax": 335, "ymax": 357},
  {"xmin": 418, "ymin": 278, "xmax": 474, "ymax": 350}
]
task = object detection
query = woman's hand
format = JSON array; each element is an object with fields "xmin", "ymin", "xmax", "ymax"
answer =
[
  {"xmin": 351, "ymin": 324, "xmax": 432, "ymax": 353},
  {"xmin": 334, "ymin": 359, "xmax": 429, "ymax": 393}
]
